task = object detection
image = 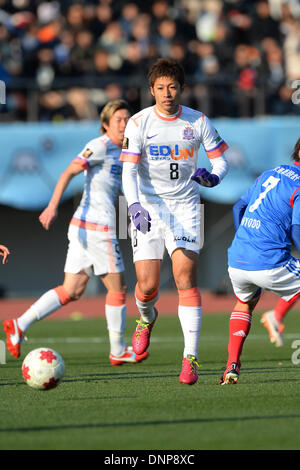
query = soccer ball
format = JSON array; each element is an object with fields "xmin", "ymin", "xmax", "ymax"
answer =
[{"xmin": 22, "ymin": 347, "xmax": 65, "ymax": 390}]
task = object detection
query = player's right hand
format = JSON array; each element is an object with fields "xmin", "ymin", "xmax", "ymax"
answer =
[
  {"xmin": 39, "ymin": 206, "xmax": 57, "ymax": 230},
  {"xmin": 191, "ymin": 168, "xmax": 219, "ymax": 187},
  {"xmin": 129, "ymin": 202, "xmax": 151, "ymax": 234}
]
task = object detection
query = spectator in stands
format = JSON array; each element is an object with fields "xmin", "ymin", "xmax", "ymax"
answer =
[
  {"xmin": 38, "ymin": 90, "xmax": 77, "ymax": 121},
  {"xmin": 155, "ymin": 17, "xmax": 178, "ymax": 57},
  {"xmin": 0, "ymin": 0, "xmax": 300, "ymax": 121},
  {"xmin": 119, "ymin": 2, "xmax": 140, "ymax": 38},
  {"xmin": 70, "ymin": 29, "xmax": 95, "ymax": 75}
]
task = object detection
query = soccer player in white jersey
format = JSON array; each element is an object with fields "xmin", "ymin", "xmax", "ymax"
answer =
[
  {"xmin": 3, "ymin": 100, "xmax": 148, "ymax": 366},
  {"xmin": 120, "ymin": 58, "xmax": 229, "ymax": 385}
]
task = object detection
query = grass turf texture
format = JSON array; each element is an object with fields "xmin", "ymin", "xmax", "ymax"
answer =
[{"xmin": 1, "ymin": 311, "xmax": 300, "ymax": 450}]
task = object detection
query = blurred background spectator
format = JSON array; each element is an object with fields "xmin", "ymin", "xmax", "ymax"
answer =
[{"xmin": 0, "ymin": 0, "xmax": 299, "ymax": 121}]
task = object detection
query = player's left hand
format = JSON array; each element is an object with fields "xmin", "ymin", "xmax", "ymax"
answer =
[
  {"xmin": 191, "ymin": 168, "xmax": 219, "ymax": 187},
  {"xmin": 39, "ymin": 206, "xmax": 57, "ymax": 230},
  {"xmin": 0, "ymin": 244, "xmax": 10, "ymax": 264}
]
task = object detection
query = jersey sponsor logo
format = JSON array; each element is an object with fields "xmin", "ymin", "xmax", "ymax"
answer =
[
  {"xmin": 122, "ymin": 137, "xmax": 129, "ymax": 149},
  {"xmin": 83, "ymin": 148, "xmax": 93, "ymax": 158},
  {"xmin": 149, "ymin": 144, "xmax": 195, "ymax": 161},
  {"xmin": 182, "ymin": 125, "xmax": 194, "ymax": 140}
]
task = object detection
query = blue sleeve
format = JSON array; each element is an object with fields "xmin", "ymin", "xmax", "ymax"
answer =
[
  {"xmin": 291, "ymin": 225, "xmax": 300, "ymax": 252},
  {"xmin": 232, "ymin": 198, "xmax": 248, "ymax": 231},
  {"xmin": 232, "ymin": 182, "xmax": 256, "ymax": 231}
]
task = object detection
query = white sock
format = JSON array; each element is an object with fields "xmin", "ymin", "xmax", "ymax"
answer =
[
  {"xmin": 135, "ymin": 293, "xmax": 158, "ymax": 324},
  {"xmin": 105, "ymin": 304, "xmax": 126, "ymax": 356},
  {"xmin": 17, "ymin": 289, "xmax": 62, "ymax": 332},
  {"xmin": 178, "ymin": 305, "xmax": 202, "ymax": 358}
]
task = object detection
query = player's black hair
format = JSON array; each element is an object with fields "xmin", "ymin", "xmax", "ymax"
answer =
[
  {"xmin": 291, "ymin": 138, "xmax": 300, "ymax": 161},
  {"xmin": 148, "ymin": 58, "xmax": 185, "ymax": 90}
]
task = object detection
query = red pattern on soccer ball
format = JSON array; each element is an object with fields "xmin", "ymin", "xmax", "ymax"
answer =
[
  {"xmin": 43, "ymin": 377, "xmax": 60, "ymax": 390},
  {"xmin": 39, "ymin": 350, "xmax": 57, "ymax": 363},
  {"xmin": 22, "ymin": 364, "xmax": 31, "ymax": 381}
]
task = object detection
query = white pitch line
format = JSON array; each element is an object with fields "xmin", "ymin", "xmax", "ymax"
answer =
[{"xmin": 24, "ymin": 333, "xmax": 300, "ymax": 345}]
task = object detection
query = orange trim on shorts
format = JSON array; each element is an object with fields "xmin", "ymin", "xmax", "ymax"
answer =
[
  {"xmin": 106, "ymin": 291, "xmax": 126, "ymax": 306},
  {"xmin": 54, "ymin": 285, "xmax": 72, "ymax": 305},
  {"xmin": 135, "ymin": 283, "xmax": 158, "ymax": 303},
  {"xmin": 178, "ymin": 287, "xmax": 202, "ymax": 306},
  {"xmin": 70, "ymin": 218, "xmax": 113, "ymax": 232},
  {"xmin": 105, "ymin": 231, "xmax": 115, "ymax": 274}
]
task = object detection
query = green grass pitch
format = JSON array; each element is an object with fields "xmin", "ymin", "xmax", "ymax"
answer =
[{"xmin": 1, "ymin": 310, "xmax": 300, "ymax": 450}]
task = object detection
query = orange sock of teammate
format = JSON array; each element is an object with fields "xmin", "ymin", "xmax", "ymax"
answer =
[
  {"xmin": 17, "ymin": 285, "xmax": 71, "ymax": 332},
  {"xmin": 105, "ymin": 291, "xmax": 127, "ymax": 356}
]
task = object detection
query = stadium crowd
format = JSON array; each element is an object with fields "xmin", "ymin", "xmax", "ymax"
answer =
[{"xmin": 0, "ymin": 0, "xmax": 300, "ymax": 121}]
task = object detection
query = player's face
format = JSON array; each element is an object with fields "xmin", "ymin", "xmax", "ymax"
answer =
[
  {"xmin": 151, "ymin": 76, "xmax": 182, "ymax": 115},
  {"xmin": 106, "ymin": 108, "xmax": 130, "ymax": 145}
]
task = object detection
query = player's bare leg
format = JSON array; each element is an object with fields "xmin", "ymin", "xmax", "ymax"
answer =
[
  {"xmin": 172, "ymin": 248, "xmax": 201, "ymax": 385},
  {"xmin": 101, "ymin": 271, "xmax": 148, "ymax": 365},
  {"xmin": 220, "ymin": 295, "xmax": 260, "ymax": 385},
  {"xmin": 132, "ymin": 259, "xmax": 160, "ymax": 355}
]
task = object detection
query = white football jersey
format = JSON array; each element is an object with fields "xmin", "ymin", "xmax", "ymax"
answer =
[
  {"xmin": 71, "ymin": 133, "xmax": 122, "ymax": 231},
  {"xmin": 120, "ymin": 105, "xmax": 228, "ymax": 202}
]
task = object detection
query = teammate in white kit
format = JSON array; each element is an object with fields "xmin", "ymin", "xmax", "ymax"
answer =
[
  {"xmin": 3, "ymin": 100, "xmax": 148, "ymax": 366},
  {"xmin": 120, "ymin": 58, "xmax": 229, "ymax": 384}
]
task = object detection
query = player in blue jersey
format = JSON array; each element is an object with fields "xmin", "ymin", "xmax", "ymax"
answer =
[{"xmin": 220, "ymin": 137, "xmax": 300, "ymax": 385}]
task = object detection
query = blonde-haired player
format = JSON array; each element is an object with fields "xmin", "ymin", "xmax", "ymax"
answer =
[
  {"xmin": 3, "ymin": 100, "xmax": 148, "ymax": 366},
  {"xmin": 121, "ymin": 58, "xmax": 229, "ymax": 384}
]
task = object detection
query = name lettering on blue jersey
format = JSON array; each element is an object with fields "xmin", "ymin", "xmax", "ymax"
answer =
[
  {"xmin": 241, "ymin": 217, "xmax": 261, "ymax": 229},
  {"xmin": 274, "ymin": 166, "xmax": 300, "ymax": 181}
]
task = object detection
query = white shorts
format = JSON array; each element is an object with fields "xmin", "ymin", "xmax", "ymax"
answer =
[
  {"xmin": 131, "ymin": 197, "xmax": 203, "ymax": 262},
  {"xmin": 64, "ymin": 224, "xmax": 124, "ymax": 276},
  {"xmin": 228, "ymin": 257, "xmax": 300, "ymax": 303}
]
